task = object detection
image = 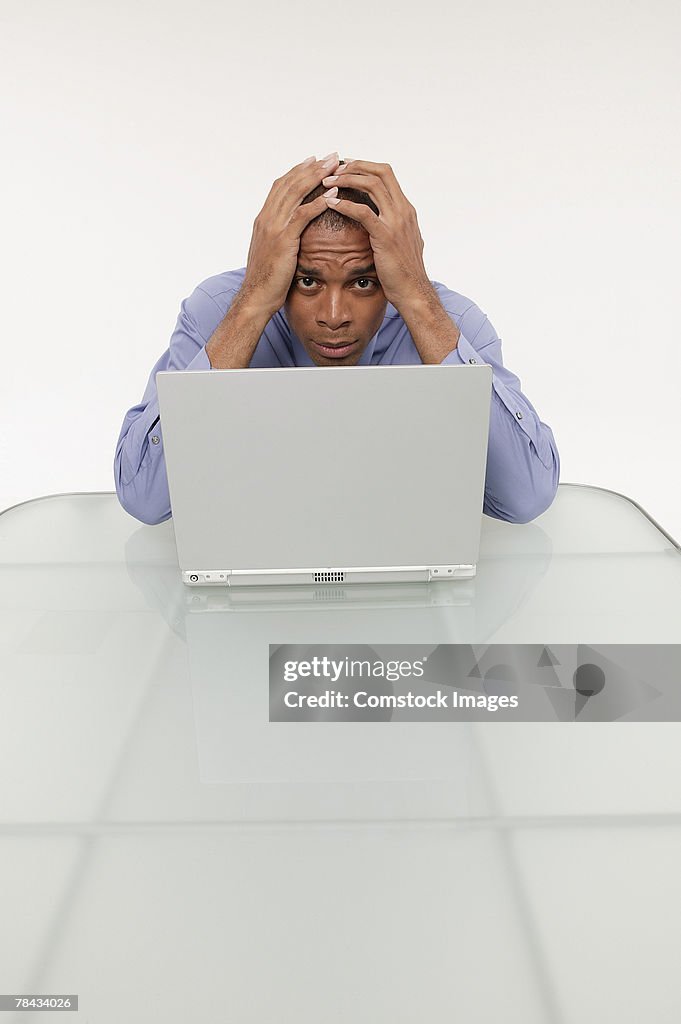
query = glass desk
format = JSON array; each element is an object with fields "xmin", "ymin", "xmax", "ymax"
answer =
[{"xmin": 0, "ymin": 485, "xmax": 680, "ymax": 1023}]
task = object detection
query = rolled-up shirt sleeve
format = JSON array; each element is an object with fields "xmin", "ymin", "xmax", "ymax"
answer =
[
  {"xmin": 439, "ymin": 292, "xmax": 560, "ymax": 524},
  {"xmin": 114, "ymin": 288, "xmax": 220, "ymax": 525}
]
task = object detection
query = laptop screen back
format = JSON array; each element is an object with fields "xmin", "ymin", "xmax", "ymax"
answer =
[{"xmin": 156, "ymin": 364, "xmax": 491, "ymax": 574}]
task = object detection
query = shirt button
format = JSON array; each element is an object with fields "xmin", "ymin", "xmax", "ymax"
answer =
[
  {"xmin": 515, "ymin": 411, "xmax": 523, "ymax": 420},
  {"xmin": 151, "ymin": 435, "xmax": 160, "ymax": 445},
  {"xmin": 468, "ymin": 358, "xmax": 477, "ymax": 364}
]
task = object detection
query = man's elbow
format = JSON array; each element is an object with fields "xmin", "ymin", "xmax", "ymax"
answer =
[
  {"xmin": 114, "ymin": 462, "xmax": 171, "ymax": 526},
  {"xmin": 485, "ymin": 452, "xmax": 560, "ymax": 525},
  {"xmin": 123, "ymin": 500, "xmax": 171, "ymax": 527},
  {"xmin": 503, "ymin": 460, "xmax": 560, "ymax": 525},
  {"xmin": 115, "ymin": 484, "xmax": 170, "ymax": 526},
  {"xmin": 504, "ymin": 486, "xmax": 557, "ymax": 524}
]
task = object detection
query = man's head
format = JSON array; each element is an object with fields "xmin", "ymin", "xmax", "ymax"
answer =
[{"xmin": 284, "ymin": 180, "xmax": 388, "ymax": 366}]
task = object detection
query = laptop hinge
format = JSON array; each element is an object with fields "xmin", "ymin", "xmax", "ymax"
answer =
[{"xmin": 428, "ymin": 564, "xmax": 476, "ymax": 580}]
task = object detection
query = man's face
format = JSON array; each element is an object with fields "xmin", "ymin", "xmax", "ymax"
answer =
[{"xmin": 284, "ymin": 223, "xmax": 388, "ymax": 366}]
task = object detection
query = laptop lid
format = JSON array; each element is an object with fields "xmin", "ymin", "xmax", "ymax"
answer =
[{"xmin": 156, "ymin": 364, "xmax": 491, "ymax": 584}]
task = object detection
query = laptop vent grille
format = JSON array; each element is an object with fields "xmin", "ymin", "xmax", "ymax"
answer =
[
  {"xmin": 314, "ymin": 588, "xmax": 347, "ymax": 601},
  {"xmin": 314, "ymin": 571, "xmax": 345, "ymax": 583}
]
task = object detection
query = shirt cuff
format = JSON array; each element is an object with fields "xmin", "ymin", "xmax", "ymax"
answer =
[
  {"xmin": 442, "ymin": 331, "xmax": 479, "ymax": 367},
  {"xmin": 143, "ymin": 346, "xmax": 210, "ymax": 466},
  {"xmin": 185, "ymin": 345, "xmax": 211, "ymax": 371}
]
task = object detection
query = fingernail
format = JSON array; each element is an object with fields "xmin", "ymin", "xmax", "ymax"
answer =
[
  {"xmin": 322, "ymin": 175, "xmax": 338, "ymax": 184},
  {"xmin": 324, "ymin": 196, "xmax": 341, "ymax": 206},
  {"xmin": 302, "ymin": 155, "xmax": 316, "ymax": 165},
  {"xmin": 321, "ymin": 152, "xmax": 339, "ymax": 169},
  {"xmin": 323, "ymin": 187, "xmax": 338, "ymax": 197},
  {"xmin": 335, "ymin": 162, "xmax": 351, "ymax": 174}
]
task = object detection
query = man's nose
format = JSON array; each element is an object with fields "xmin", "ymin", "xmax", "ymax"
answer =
[{"xmin": 316, "ymin": 290, "xmax": 351, "ymax": 330}]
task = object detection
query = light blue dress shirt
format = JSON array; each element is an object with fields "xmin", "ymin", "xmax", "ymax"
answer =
[{"xmin": 114, "ymin": 268, "xmax": 560, "ymax": 526}]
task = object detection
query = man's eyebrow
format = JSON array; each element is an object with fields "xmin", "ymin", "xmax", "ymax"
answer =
[{"xmin": 295, "ymin": 263, "xmax": 377, "ymax": 277}]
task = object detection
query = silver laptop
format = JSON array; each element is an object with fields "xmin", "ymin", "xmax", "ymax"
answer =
[{"xmin": 156, "ymin": 364, "xmax": 492, "ymax": 586}]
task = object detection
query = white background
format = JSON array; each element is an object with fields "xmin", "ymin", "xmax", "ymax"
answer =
[{"xmin": 1, "ymin": 0, "xmax": 679, "ymax": 536}]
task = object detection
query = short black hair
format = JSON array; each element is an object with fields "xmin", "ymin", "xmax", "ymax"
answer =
[{"xmin": 301, "ymin": 170, "xmax": 379, "ymax": 233}]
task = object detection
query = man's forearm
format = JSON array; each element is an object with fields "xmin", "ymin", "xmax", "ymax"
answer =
[
  {"xmin": 205, "ymin": 288, "xmax": 274, "ymax": 369},
  {"xmin": 396, "ymin": 284, "xmax": 460, "ymax": 364}
]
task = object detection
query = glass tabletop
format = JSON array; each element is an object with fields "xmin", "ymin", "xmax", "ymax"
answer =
[{"xmin": 1, "ymin": 485, "xmax": 680, "ymax": 1022}]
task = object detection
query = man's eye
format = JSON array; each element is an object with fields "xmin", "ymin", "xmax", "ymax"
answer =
[{"xmin": 296, "ymin": 277, "xmax": 376, "ymax": 290}]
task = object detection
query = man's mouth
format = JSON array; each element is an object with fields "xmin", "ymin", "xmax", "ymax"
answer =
[{"xmin": 312, "ymin": 339, "xmax": 358, "ymax": 358}]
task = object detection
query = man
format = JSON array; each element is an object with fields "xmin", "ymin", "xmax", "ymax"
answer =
[{"xmin": 114, "ymin": 152, "xmax": 559, "ymax": 526}]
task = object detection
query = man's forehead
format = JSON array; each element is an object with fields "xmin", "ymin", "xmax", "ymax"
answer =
[{"xmin": 298, "ymin": 225, "xmax": 373, "ymax": 265}]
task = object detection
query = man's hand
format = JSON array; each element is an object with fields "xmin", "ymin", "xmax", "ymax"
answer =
[
  {"xmin": 206, "ymin": 153, "xmax": 340, "ymax": 369},
  {"xmin": 242, "ymin": 152, "xmax": 341, "ymax": 316},
  {"xmin": 323, "ymin": 160, "xmax": 460, "ymax": 363},
  {"xmin": 321, "ymin": 160, "xmax": 432, "ymax": 309}
]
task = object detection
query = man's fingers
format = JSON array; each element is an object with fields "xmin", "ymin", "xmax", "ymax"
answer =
[
  {"xmin": 319, "ymin": 196, "xmax": 381, "ymax": 234},
  {"xmin": 335, "ymin": 160, "xmax": 405, "ymax": 201},
  {"xmin": 321, "ymin": 171, "xmax": 393, "ymax": 214},
  {"xmin": 336, "ymin": 159, "xmax": 393, "ymax": 177},
  {"xmin": 290, "ymin": 194, "xmax": 333, "ymax": 237},
  {"xmin": 272, "ymin": 154, "xmax": 340, "ymax": 216},
  {"xmin": 285, "ymin": 153, "xmax": 339, "ymax": 189}
]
